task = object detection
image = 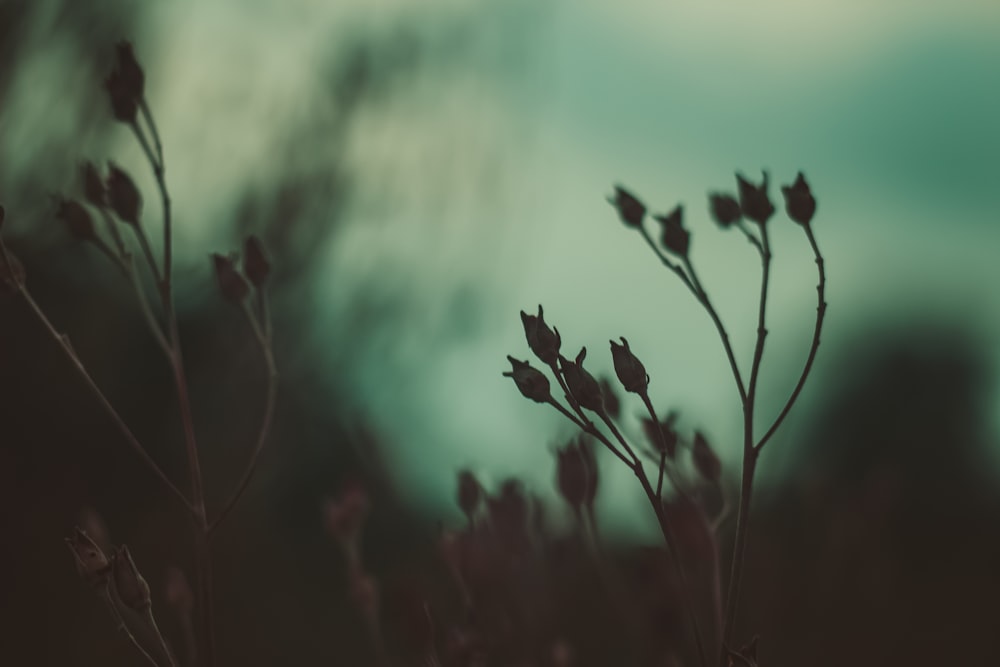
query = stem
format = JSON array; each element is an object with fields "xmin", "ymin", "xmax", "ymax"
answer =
[
  {"xmin": 720, "ymin": 450, "xmax": 757, "ymax": 662},
  {"xmin": 745, "ymin": 227, "xmax": 772, "ymax": 404},
  {"xmin": 682, "ymin": 256, "xmax": 748, "ymax": 404},
  {"xmin": 639, "ymin": 226, "xmax": 695, "ymax": 293},
  {"xmin": 598, "ymin": 412, "xmax": 709, "ymax": 667},
  {"xmin": 639, "ymin": 393, "xmax": 690, "ymax": 503},
  {"xmin": 755, "ymin": 225, "xmax": 826, "ymax": 453},
  {"xmin": 208, "ymin": 299, "xmax": 278, "ymax": 533},
  {"xmin": 99, "ymin": 588, "xmax": 162, "ymax": 667},
  {"xmin": 0, "ymin": 240, "xmax": 193, "ymax": 514},
  {"xmin": 144, "ymin": 609, "xmax": 180, "ymax": 667}
]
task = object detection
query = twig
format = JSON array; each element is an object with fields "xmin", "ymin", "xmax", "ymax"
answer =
[{"xmin": 755, "ymin": 225, "xmax": 826, "ymax": 453}]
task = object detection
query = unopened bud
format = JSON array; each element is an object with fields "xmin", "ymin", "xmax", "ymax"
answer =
[
  {"xmin": 56, "ymin": 199, "xmax": 97, "ymax": 242},
  {"xmin": 736, "ymin": 171, "xmax": 775, "ymax": 225},
  {"xmin": 65, "ymin": 527, "xmax": 111, "ymax": 586},
  {"xmin": 609, "ymin": 337, "xmax": 649, "ymax": 394},
  {"xmin": 559, "ymin": 348, "xmax": 603, "ymax": 412},
  {"xmin": 243, "ymin": 235, "xmax": 271, "ymax": 288},
  {"xmin": 106, "ymin": 163, "xmax": 142, "ymax": 226},
  {"xmin": 692, "ymin": 431, "xmax": 721, "ymax": 483},
  {"xmin": 112, "ymin": 545, "xmax": 151, "ymax": 612},
  {"xmin": 503, "ymin": 356, "xmax": 551, "ymax": 404},
  {"xmin": 520, "ymin": 305, "xmax": 561, "ymax": 365},
  {"xmin": 654, "ymin": 206, "xmax": 689, "ymax": 256},
  {"xmin": 609, "ymin": 185, "xmax": 646, "ymax": 228},
  {"xmin": 104, "ymin": 42, "xmax": 144, "ymax": 124},
  {"xmin": 709, "ymin": 193, "xmax": 741, "ymax": 228},
  {"xmin": 781, "ymin": 172, "xmax": 816, "ymax": 226},
  {"xmin": 211, "ymin": 253, "xmax": 250, "ymax": 303},
  {"xmin": 81, "ymin": 162, "xmax": 106, "ymax": 208}
]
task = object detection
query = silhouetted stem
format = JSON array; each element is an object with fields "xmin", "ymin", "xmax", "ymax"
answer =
[
  {"xmin": 755, "ymin": 225, "xmax": 826, "ymax": 453},
  {"xmin": 599, "ymin": 412, "xmax": 710, "ymax": 667},
  {"xmin": 209, "ymin": 298, "xmax": 278, "ymax": 533},
  {"xmin": 0, "ymin": 239, "xmax": 194, "ymax": 514},
  {"xmin": 144, "ymin": 609, "xmax": 180, "ymax": 667},
  {"xmin": 682, "ymin": 256, "xmax": 748, "ymax": 404},
  {"xmin": 639, "ymin": 392, "xmax": 691, "ymax": 502},
  {"xmin": 638, "ymin": 226, "xmax": 695, "ymax": 292},
  {"xmin": 548, "ymin": 398, "xmax": 633, "ymax": 468},
  {"xmin": 734, "ymin": 221, "xmax": 763, "ymax": 255},
  {"xmin": 99, "ymin": 588, "xmax": 162, "ymax": 667}
]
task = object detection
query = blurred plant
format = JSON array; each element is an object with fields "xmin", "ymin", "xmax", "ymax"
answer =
[
  {"xmin": 0, "ymin": 42, "xmax": 277, "ymax": 667},
  {"xmin": 503, "ymin": 171, "xmax": 827, "ymax": 666}
]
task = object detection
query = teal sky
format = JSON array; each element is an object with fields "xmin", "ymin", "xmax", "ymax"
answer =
[{"xmin": 2, "ymin": 0, "xmax": 999, "ymax": 532}]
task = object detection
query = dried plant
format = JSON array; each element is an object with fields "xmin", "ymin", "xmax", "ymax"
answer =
[
  {"xmin": 1, "ymin": 42, "xmax": 276, "ymax": 667},
  {"xmin": 502, "ymin": 170, "xmax": 827, "ymax": 666}
]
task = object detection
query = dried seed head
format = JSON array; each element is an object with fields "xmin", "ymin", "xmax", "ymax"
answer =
[
  {"xmin": 211, "ymin": 253, "xmax": 250, "ymax": 303},
  {"xmin": 610, "ymin": 337, "xmax": 649, "ymax": 395},
  {"xmin": 106, "ymin": 163, "xmax": 142, "ymax": 226},
  {"xmin": 559, "ymin": 348, "xmax": 604, "ymax": 412},
  {"xmin": 242, "ymin": 235, "xmax": 271, "ymax": 288},
  {"xmin": 520, "ymin": 305, "xmax": 561, "ymax": 366},
  {"xmin": 65, "ymin": 527, "xmax": 111, "ymax": 586},
  {"xmin": 781, "ymin": 172, "xmax": 817, "ymax": 226},
  {"xmin": 55, "ymin": 198, "xmax": 97, "ymax": 242},
  {"xmin": 104, "ymin": 42, "xmax": 144, "ymax": 123},
  {"xmin": 503, "ymin": 356, "xmax": 552, "ymax": 404},
  {"xmin": 709, "ymin": 193, "xmax": 741, "ymax": 228},
  {"xmin": 609, "ymin": 185, "xmax": 646, "ymax": 228},
  {"xmin": 556, "ymin": 437, "xmax": 598, "ymax": 512},
  {"xmin": 736, "ymin": 171, "xmax": 775, "ymax": 225},
  {"xmin": 115, "ymin": 42, "xmax": 145, "ymax": 99},
  {"xmin": 112, "ymin": 545, "xmax": 151, "ymax": 612},
  {"xmin": 654, "ymin": 206, "xmax": 690, "ymax": 256},
  {"xmin": 81, "ymin": 162, "xmax": 106, "ymax": 208}
]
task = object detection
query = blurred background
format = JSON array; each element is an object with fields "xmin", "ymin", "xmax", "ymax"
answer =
[{"xmin": 2, "ymin": 0, "xmax": 999, "ymax": 665}]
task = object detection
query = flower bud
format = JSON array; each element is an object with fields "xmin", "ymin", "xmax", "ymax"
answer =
[
  {"xmin": 736, "ymin": 171, "xmax": 775, "ymax": 225},
  {"xmin": 520, "ymin": 305, "xmax": 561, "ymax": 365},
  {"xmin": 559, "ymin": 348, "xmax": 603, "ymax": 412},
  {"xmin": 609, "ymin": 185, "xmax": 646, "ymax": 228},
  {"xmin": 654, "ymin": 206, "xmax": 689, "ymax": 256},
  {"xmin": 211, "ymin": 253, "xmax": 250, "ymax": 303},
  {"xmin": 781, "ymin": 172, "xmax": 817, "ymax": 226},
  {"xmin": 692, "ymin": 430, "xmax": 721, "ymax": 484},
  {"xmin": 81, "ymin": 162, "xmax": 106, "ymax": 208},
  {"xmin": 709, "ymin": 193, "xmax": 741, "ymax": 228},
  {"xmin": 503, "ymin": 356, "xmax": 551, "ymax": 404},
  {"xmin": 112, "ymin": 545, "xmax": 151, "ymax": 612},
  {"xmin": 243, "ymin": 235, "xmax": 271, "ymax": 288},
  {"xmin": 104, "ymin": 42, "xmax": 144, "ymax": 124},
  {"xmin": 106, "ymin": 163, "xmax": 142, "ymax": 226},
  {"xmin": 56, "ymin": 198, "xmax": 97, "ymax": 242},
  {"xmin": 610, "ymin": 337, "xmax": 649, "ymax": 394},
  {"xmin": 65, "ymin": 527, "xmax": 111, "ymax": 586},
  {"xmin": 456, "ymin": 470, "xmax": 483, "ymax": 519}
]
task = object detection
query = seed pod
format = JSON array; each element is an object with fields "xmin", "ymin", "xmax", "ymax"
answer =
[
  {"xmin": 736, "ymin": 171, "xmax": 775, "ymax": 225},
  {"xmin": 559, "ymin": 348, "xmax": 603, "ymax": 412},
  {"xmin": 65, "ymin": 527, "xmax": 111, "ymax": 586},
  {"xmin": 781, "ymin": 172, "xmax": 817, "ymax": 226},
  {"xmin": 709, "ymin": 193, "xmax": 741, "ymax": 228},
  {"xmin": 106, "ymin": 163, "xmax": 142, "ymax": 226},
  {"xmin": 81, "ymin": 162, "xmax": 106, "ymax": 208},
  {"xmin": 556, "ymin": 437, "xmax": 598, "ymax": 513},
  {"xmin": 610, "ymin": 337, "xmax": 649, "ymax": 395},
  {"xmin": 112, "ymin": 545, "xmax": 151, "ymax": 612},
  {"xmin": 503, "ymin": 356, "xmax": 552, "ymax": 404},
  {"xmin": 692, "ymin": 431, "xmax": 721, "ymax": 484},
  {"xmin": 520, "ymin": 305, "xmax": 561, "ymax": 365},
  {"xmin": 609, "ymin": 185, "xmax": 646, "ymax": 228},
  {"xmin": 104, "ymin": 42, "xmax": 144, "ymax": 124},
  {"xmin": 654, "ymin": 206, "xmax": 690, "ymax": 256},
  {"xmin": 456, "ymin": 470, "xmax": 483, "ymax": 519}
]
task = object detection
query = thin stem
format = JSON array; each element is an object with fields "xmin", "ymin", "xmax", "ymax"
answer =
[
  {"xmin": 547, "ymin": 398, "xmax": 633, "ymax": 469},
  {"xmin": 208, "ymin": 298, "xmax": 278, "ymax": 534},
  {"xmin": 755, "ymin": 225, "xmax": 826, "ymax": 453},
  {"xmin": 745, "ymin": 226, "xmax": 772, "ymax": 408},
  {"xmin": 656, "ymin": 450, "xmax": 667, "ymax": 499},
  {"xmin": 131, "ymin": 113, "xmax": 171, "ymax": 302},
  {"xmin": 144, "ymin": 609, "xmax": 180, "ymax": 667},
  {"xmin": 598, "ymin": 412, "xmax": 710, "ymax": 667},
  {"xmin": 638, "ymin": 226, "xmax": 695, "ymax": 293},
  {"xmin": 99, "ymin": 588, "xmax": 162, "ymax": 667},
  {"xmin": 0, "ymin": 240, "xmax": 193, "ymax": 514},
  {"xmin": 639, "ymin": 392, "xmax": 691, "ymax": 503},
  {"xmin": 734, "ymin": 220, "xmax": 763, "ymax": 255},
  {"xmin": 682, "ymin": 256, "xmax": 748, "ymax": 404}
]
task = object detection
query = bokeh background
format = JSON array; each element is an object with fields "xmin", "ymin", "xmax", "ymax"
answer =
[{"xmin": 2, "ymin": 0, "xmax": 1000, "ymax": 665}]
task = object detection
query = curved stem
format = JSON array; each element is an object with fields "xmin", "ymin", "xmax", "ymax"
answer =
[
  {"xmin": 755, "ymin": 225, "xmax": 826, "ymax": 453},
  {"xmin": 209, "ymin": 298, "xmax": 278, "ymax": 533}
]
